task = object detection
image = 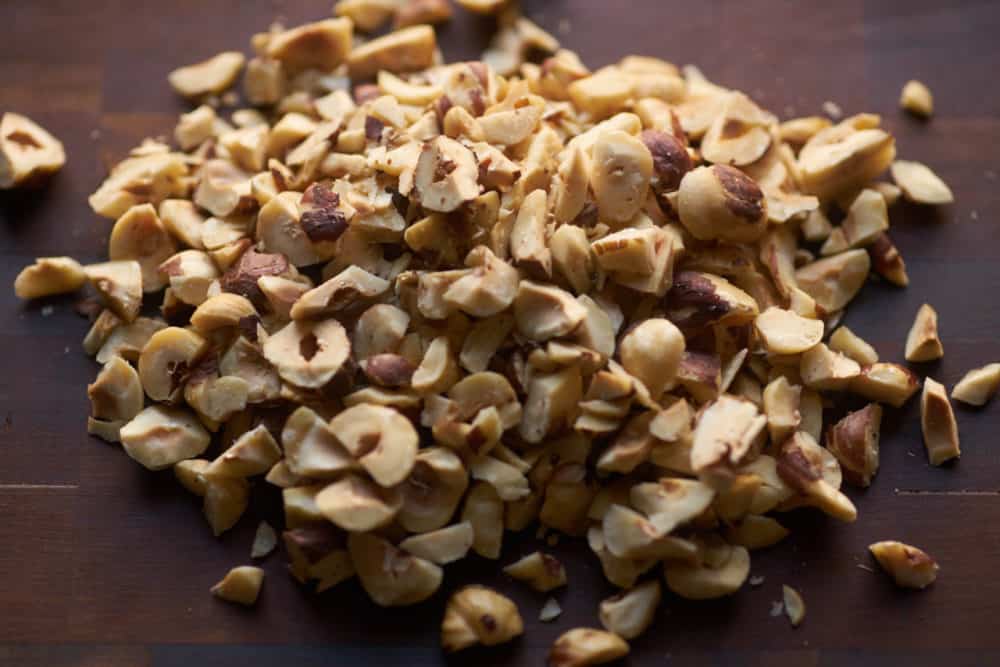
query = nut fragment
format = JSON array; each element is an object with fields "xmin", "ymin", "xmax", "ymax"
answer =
[
  {"xmin": 348, "ymin": 25, "xmax": 437, "ymax": 80},
  {"xmin": 120, "ymin": 405, "xmax": 211, "ymax": 471},
  {"xmin": 900, "ymin": 80, "xmax": 934, "ymax": 118},
  {"xmin": 618, "ymin": 318, "xmax": 685, "ymax": 399},
  {"xmin": 800, "ymin": 343, "xmax": 861, "ymax": 391},
  {"xmin": 598, "ymin": 580, "xmax": 661, "ymax": 640},
  {"xmin": 85, "ymin": 261, "xmax": 143, "ymax": 323},
  {"xmin": 515, "ymin": 281, "xmax": 587, "ymax": 341},
  {"xmin": 0, "ymin": 112, "xmax": 66, "ymax": 188},
  {"xmin": 921, "ymin": 377, "xmax": 960, "ymax": 465},
  {"xmin": 503, "ymin": 552, "xmax": 567, "ymax": 592},
  {"xmin": 826, "ymin": 403, "xmax": 882, "ymax": 487},
  {"xmin": 316, "ymin": 473, "xmax": 402, "ymax": 532},
  {"xmin": 548, "ymin": 628, "xmax": 630, "ymax": 667},
  {"xmin": 904, "ymin": 303, "xmax": 944, "ymax": 362},
  {"xmin": 268, "ymin": 19, "xmax": 353, "ymax": 71},
  {"xmin": 137, "ymin": 326, "xmax": 208, "ymax": 402},
  {"xmin": 891, "ymin": 160, "xmax": 953, "ymax": 205},
  {"xmin": 210, "ymin": 566, "xmax": 264, "ymax": 606},
  {"xmin": 829, "ymin": 326, "xmax": 878, "ymax": 365},
  {"xmin": 869, "ymin": 540, "xmax": 939, "ymax": 589},
  {"xmin": 776, "ymin": 431, "xmax": 857, "ymax": 522},
  {"xmin": 399, "ymin": 522, "xmax": 474, "ymax": 565},
  {"xmin": 590, "ymin": 130, "xmax": 653, "ymax": 224},
  {"xmin": 782, "ymin": 585, "xmax": 805, "ymax": 627},
  {"xmin": 204, "ymin": 425, "xmax": 281, "ymax": 478},
  {"xmin": 329, "ymin": 403, "xmax": 418, "ymax": 486},
  {"xmin": 413, "ymin": 136, "xmax": 480, "ymax": 213},
  {"xmin": 664, "ymin": 538, "xmax": 751, "ymax": 600},
  {"xmin": 262, "ymin": 319, "xmax": 350, "ymax": 389},
  {"xmin": 14, "ymin": 257, "xmax": 86, "ymax": 299},
  {"xmin": 349, "ymin": 532, "xmax": 443, "ymax": 607},
  {"xmin": 755, "ymin": 307, "xmax": 823, "ymax": 355},
  {"xmin": 691, "ymin": 395, "xmax": 766, "ymax": 475},
  {"xmin": 678, "ymin": 165, "xmax": 768, "ymax": 243},
  {"xmin": 952, "ymin": 363, "xmax": 1000, "ymax": 406},
  {"xmin": 168, "ymin": 51, "xmax": 245, "ymax": 98},
  {"xmin": 441, "ymin": 585, "xmax": 524, "ymax": 652},
  {"xmin": 88, "ymin": 356, "xmax": 144, "ymax": 423}
]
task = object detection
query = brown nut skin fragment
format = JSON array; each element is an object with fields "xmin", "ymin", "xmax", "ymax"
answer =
[
  {"xmin": 362, "ymin": 353, "xmax": 416, "ymax": 388},
  {"xmin": 667, "ymin": 270, "xmax": 760, "ymax": 331},
  {"xmin": 869, "ymin": 540, "xmax": 939, "ymax": 589},
  {"xmin": 548, "ymin": 627, "xmax": 630, "ymax": 667},
  {"xmin": 299, "ymin": 182, "xmax": 348, "ymax": 243},
  {"xmin": 441, "ymin": 585, "xmax": 524, "ymax": 652},
  {"xmin": 678, "ymin": 165, "xmax": 768, "ymax": 243},
  {"xmin": 219, "ymin": 247, "xmax": 290, "ymax": 309},
  {"xmin": 826, "ymin": 403, "xmax": 882, "ymax": 487},
  {"xmin": 921, "ymin": 377, "xmax": 960, "ymax": 466},
  {"xmin": 641, "ymin": 129, "xmax": 693, "ymax": 193}
]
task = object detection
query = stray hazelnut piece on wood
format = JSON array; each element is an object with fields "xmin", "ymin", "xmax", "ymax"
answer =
[
  {"xmin": 14, "ymin": 257, "xmax": 86, "ymax": 300},
  {"xmin": 598, "ymin": 580, "xmax": 661, "ymax": 640},
  {"xmin": 869, "ymin": 540, "xmax": 939, "ymax": 589},
  {"xmin": 210, "ymin": 566, "xmax": 264, "ymax": 606},
  {"xmin": 826, "ymin": 403, "xmax": 882, "ymax": 487},
  {"xmin": 782, "ymin": 585, "xmax": 805, "ymax": 627},
  {"xmin": 891, "ymin": 160, "xmax": 954, "ymax": 205},
  {"xmin": 920, "ymin": 377, "xmax": 960, "ymax": 465},
  {"xmin": 441, "ymin": 585, "xmax": 524, "ymax": 652},
  {"xmin": 548, "ymin": 628, "xmax": 630, "ymax": 667},
  {"xmin": 120, "ymin": 405, "xmax": 210, "ymax": 471},
  {"xmin": 900, "ymin": 80, "xmax": 934, "ymax": 118},
  {"xmin": 168, "ymin": 52, "xmax": 245, "ymax": 99},
  {"xmin": 0, "ymin": 112, "xmax": 66, "ymax": 188},
  {"xmin": 952, "ymin": 363, "xmax": 1000, "ymax": 406},
  {"xmin": 904, "ymin": 303, "xmax": 944, "ymax": 362}
]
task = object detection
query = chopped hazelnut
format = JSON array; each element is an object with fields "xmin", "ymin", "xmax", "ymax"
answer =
[
  {"xmin": 399, "ymin": 522, "xmax": 475, "ymax": 565},
  {"xmin": 88, "ymin": 356, "xmax": 144, "ymax": 423},
  {"xmin": 349, "ymin": 532, "xmax": 443, "ymax": 607},
  {"xmin": 598, "ymin": 580, "xmax": 661, "ymax": 640},
  {"xmin": 869, "ymin": 540, "xmax": 939, "ymax": 589},
  {"xmin": 800, "ymin": 343, "xmax": 861, "ymax": 391},
  {"xmin": 952, "ymin": 363, "xmax": 1000, "ymax": 406},
  {"xmin": 0, "ymin": 112, "xmax": 66, "ymax": 188},
  {"xmin": 904, "ymin": 303, "xmax": 944, "ymax": 362},
  {"xmin": 262, "ymin": 319, "xmax": 351, "ymax": 389},
  {"xmin": 503, "ymin": 552, "xmax": 567, "ymax": 592},
  {"xmin": 664, "ymin": 537, "xmax": 751, "ymax": 599},
  {"xmin": 827, "ymin": 403, "xmax": 882, "ymax": 487},
  {"xmin": 782, "ymin": 585, "xmax": 805, "ymax": 627},
  {"xmin": 678, "ymin": 165, "xmax": 768, "ymax": 243},
  {"xmin": 441, "ymin": 585, "xmax": 523, "ymax": 652},
  {"xmin": 316, "ymin": 473, "xmax": 403, "ymax": 532},
  {"xmin": 267, "ymin": 19, "xmax": 353, "ymax": 72},
  {"xmin": 891, "ymin": 160, "xmax": 953, "ymax": 205},
  {"xmin": 211, "ymin": 566, "xmax": 264, "ymax": 606},
  {"xmin": 921, "ymin": 377, "xmax": 960, "ymax": 465},
  {"xmin": 168, "ymin": 51, "xmax": 245, "ymax": 99},
  {"xmin": 84, "ymin": 260, "xmax": 143, "ymax": 323},
  {"xmin": 900, "ymin": 80, "xmax": 934, "ymax": 118},
  {"xmin": 348, "ymin": 25, "xmax": 437, "ymax": 80},
  {"xmin": 14, "ymin": 257, "xmax": 86, "ymax": 300},
  {"xmin": 829, "ymin": 326, "xmax": 878, "ymax": 365},
  {"xmin": 548, "ymin": 628, "xmax": 630, "ymax": 667},
  {"xmin": 120, "ymin": 405, "xmax": 211, "ymax": 471}
]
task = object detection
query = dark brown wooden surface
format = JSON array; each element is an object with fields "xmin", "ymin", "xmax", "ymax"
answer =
[{"xmin": 2, "ymin": 1, "xmax": 999, "ymax": 665}]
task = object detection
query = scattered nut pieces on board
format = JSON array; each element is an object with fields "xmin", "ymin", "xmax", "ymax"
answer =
[{"xmin": 10, "ymin": 0, "xmax": 977, "ymax": 658}]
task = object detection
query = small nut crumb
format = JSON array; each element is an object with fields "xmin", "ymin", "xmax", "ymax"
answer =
[
  {"xmin": 251, "ymin": 521, "xmax": 278, "ymax": 559},
  {"xmin": 539, "ymin": 597, "xmax": 562, "ymax": 622},
  {"xmin": 782, "ymin": 585, "xmax": 805, "ymax": 627},
  {"xmin": 900, "ymin": 80, "xmax": 933, "ymax": 118}
]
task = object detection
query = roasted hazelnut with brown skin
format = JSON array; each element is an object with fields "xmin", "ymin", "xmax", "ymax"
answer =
[{"xmin": 678, "ymin": 165, "xmax": 768, "ymax": 243}]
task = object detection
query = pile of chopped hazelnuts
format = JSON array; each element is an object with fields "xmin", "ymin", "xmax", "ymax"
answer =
[{"xmin": 8, "ymin": 1, "xmax": 991, "ymax": 663}]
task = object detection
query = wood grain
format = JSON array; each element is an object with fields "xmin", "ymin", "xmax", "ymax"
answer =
[{"xmin": 2, "ymin": 1, "xmax": 999, "ymax": 665}]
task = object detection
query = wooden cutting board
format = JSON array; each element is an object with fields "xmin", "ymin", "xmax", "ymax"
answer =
[{"xmin": 2, "ymin": 1, "xmax": 999, "ymax": 664}]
